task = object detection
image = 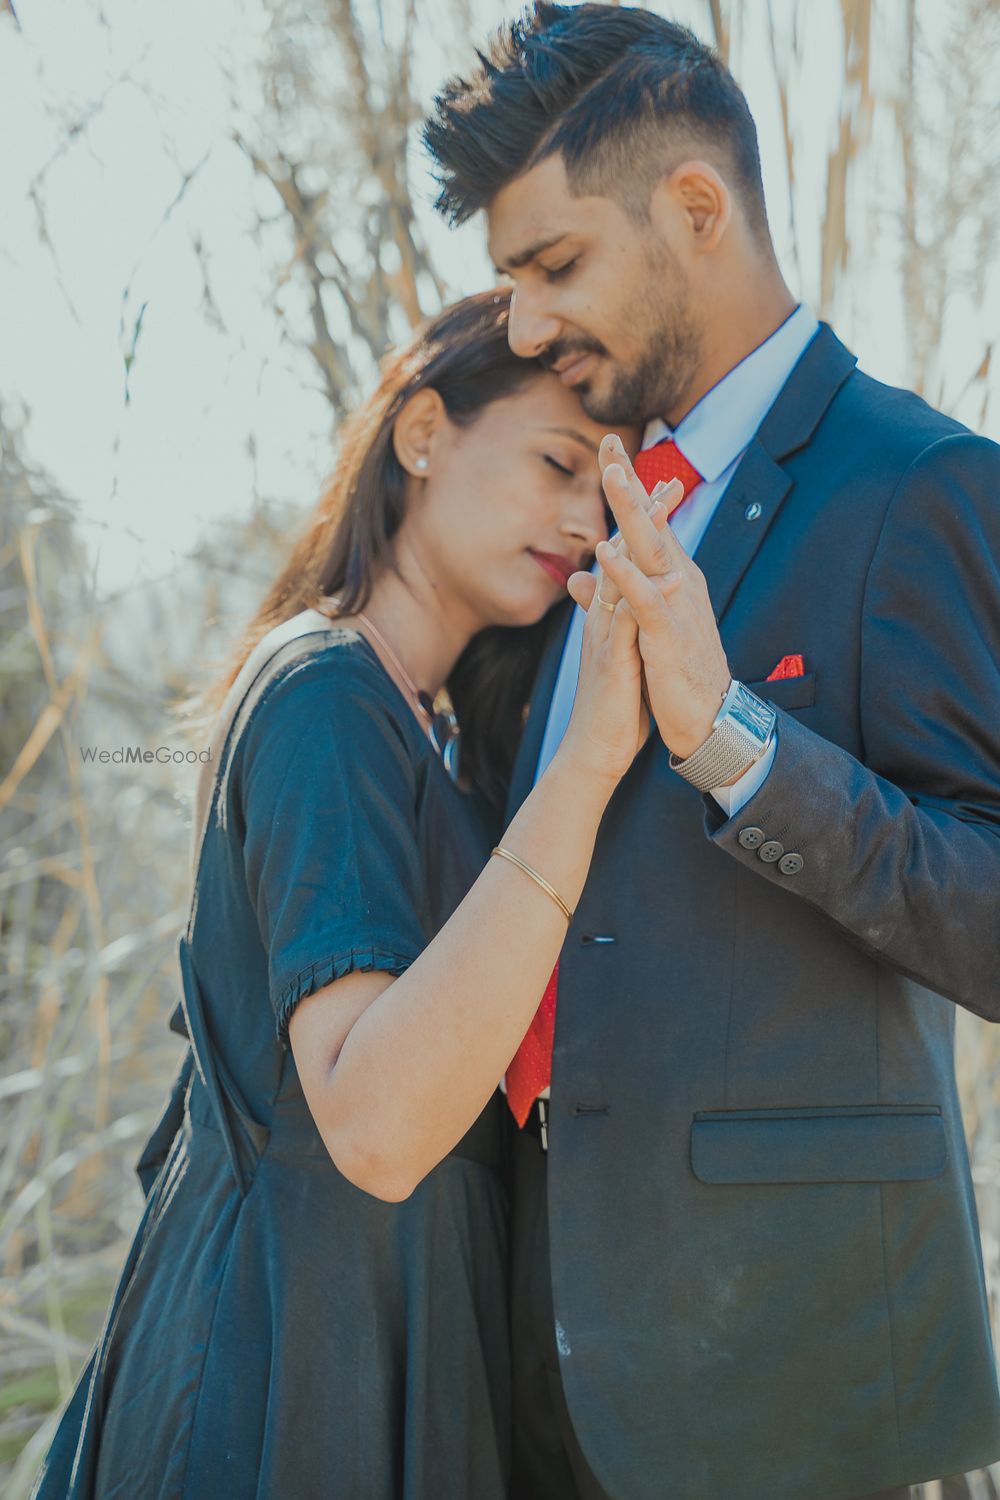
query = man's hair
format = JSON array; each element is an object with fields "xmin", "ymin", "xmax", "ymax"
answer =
[{"xmin": 423, "ymin": 2, "xmax": 769, "ymax": 238}]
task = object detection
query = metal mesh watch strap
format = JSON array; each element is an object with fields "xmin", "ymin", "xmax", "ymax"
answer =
[{"xmin": 668, "ymin": 680, "xmax": 777, "ymax": 793}]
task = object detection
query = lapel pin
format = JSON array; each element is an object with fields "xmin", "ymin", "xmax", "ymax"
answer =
[{"xmin": 744, "ymin": 502, "xmax": 762, "ymax": 521}]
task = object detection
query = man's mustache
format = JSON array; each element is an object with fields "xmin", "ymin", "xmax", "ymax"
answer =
[{"xmin": 539, "ymin": 338, "xmax": 608, "ymax": 371}]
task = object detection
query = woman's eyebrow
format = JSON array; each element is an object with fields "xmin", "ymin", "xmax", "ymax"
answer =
[{"xmin": 538, "ymin": 425, "xmax": 600, "ymax": 454}]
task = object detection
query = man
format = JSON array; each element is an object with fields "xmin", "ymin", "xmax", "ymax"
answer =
[{"xmin": 424, "ymin": 6, "xmax": 1000, "ymax": 1500}]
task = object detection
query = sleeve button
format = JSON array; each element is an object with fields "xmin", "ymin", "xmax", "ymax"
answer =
[
  {"xmin": 738, "ymin": 826, "xmax": 765, "ymax": 850},
  {"xmin": 778, "ymin": 852, "xmax": 804, "ymax": 875},
  {"xmin": 758, "ymin": 839, "xmax": 784, "ymax": 862}
]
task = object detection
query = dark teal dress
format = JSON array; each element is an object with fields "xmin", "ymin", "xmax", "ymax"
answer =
[{"xmin": 31, "ymin": 631, "xmax": 510, "ymax": 1500}]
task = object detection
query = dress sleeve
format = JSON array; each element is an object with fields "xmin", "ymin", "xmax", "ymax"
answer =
[{"xmin": 236, "ymin": 646, "xmax": 427, "ymax": 1048}]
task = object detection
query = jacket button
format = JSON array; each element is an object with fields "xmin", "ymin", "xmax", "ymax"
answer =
[
  {"xmin": 778, "ymin": 852, "xmax": 804, "ymax": 875},
  {"xmin": 758, "ymin": 839, "xmax": 784, "ymax": 862},
  {"xmin": 738, "ymin": 826, "xmax": 765, "ymax": 850}
]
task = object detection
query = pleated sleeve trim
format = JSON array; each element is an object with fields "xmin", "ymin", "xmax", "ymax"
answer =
[{"xmin": 274, "ymin": 942, "xmax": 419, "ymax": 1051}]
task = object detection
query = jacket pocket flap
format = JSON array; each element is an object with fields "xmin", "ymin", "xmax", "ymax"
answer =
[
  {"xmin": 690, "ymin": 1105, "xmax": 946, "ymax": 1184},
  {"xmin": 742, "ymin": 671, "xmax": 816, "ymax": 710}
]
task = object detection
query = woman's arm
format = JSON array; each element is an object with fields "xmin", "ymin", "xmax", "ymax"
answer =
[
  {"xmin": 291, "ymin": 751, "xmax": 613, "ymax": 1200},
  {"xmin": 289, "ymin": 586, "xmax": 643, "ymax": 1202}
]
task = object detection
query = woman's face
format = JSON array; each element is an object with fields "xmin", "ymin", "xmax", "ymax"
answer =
[{"xmin": 400, "ymin": 372, "xmax": 642, "ymax": 632}]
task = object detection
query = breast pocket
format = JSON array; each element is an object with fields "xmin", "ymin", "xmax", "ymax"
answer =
[
  {"xmin": 741, "ymin": 671, "xmax": 817, "ymax": 712},
  {"xmin": 690, "ymin": 1103, "xmax": 946, "ymax": 1184}
]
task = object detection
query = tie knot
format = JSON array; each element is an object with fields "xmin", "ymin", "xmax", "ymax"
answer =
[{"xmin": 632, "ymin": 439, "xmax": 703, "ymax": 501}]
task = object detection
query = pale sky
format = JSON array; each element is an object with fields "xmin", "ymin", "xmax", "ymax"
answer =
[{"xmin": 2, "ymin": 0, "xmax": 996, "ymax": 598}]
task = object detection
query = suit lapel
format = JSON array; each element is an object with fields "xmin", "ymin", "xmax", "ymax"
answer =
[
  {"xmin": 694, "ymin": 324, "xmax": 857, "ymax": 624},
  {"xmin": 694, "ymin": 442, "xmax": 792, "ymax": 623},
  {"xmin": 505, "ymin": 599, "xmax": 574, "ymax": 825}
]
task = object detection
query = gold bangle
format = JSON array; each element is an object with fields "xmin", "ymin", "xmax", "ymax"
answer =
[{"xmin": 490, "ymin": 846, "xmax": 574, "ymax": 924}]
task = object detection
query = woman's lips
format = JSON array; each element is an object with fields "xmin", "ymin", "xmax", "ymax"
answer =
[
  {"xmin": 556, "ymin": 352, "xmax": 596, "ymax": 386},
  {"xmin": 529, "ymin": 550, "xmax": 577, "ymax": 588}
]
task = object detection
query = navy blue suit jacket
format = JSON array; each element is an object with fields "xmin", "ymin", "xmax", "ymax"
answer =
[{"xmin": 506, "ymin": 325, "xmax": 1000, "ymax": 1500}]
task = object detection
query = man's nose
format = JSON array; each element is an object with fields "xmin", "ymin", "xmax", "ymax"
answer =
[{"xmin": 507, "ymin": 286, "xmax": 561, "ymax": 359}]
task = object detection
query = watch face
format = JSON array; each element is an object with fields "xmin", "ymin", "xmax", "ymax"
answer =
[{"xmin": 730, "ymin": 683, "xmax": 777, "ymax": 742}]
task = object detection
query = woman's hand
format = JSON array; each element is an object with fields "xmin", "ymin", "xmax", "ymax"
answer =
[{"xmin": 556, "ymin": 469, "xmax": 680, "ymax": 789}]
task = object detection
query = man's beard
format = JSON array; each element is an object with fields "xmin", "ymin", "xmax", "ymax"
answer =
[{"xmin": 548, "ymin": 243, "xmax": 704, "ymax": 426}]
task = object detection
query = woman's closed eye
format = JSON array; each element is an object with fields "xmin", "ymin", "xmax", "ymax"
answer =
[
  {"xmin": 543, "ymin": 454, "xmax": 575, "ymax": 477},
  {"xmin": 543, "ymin": 258, "xmax": 578, "ymax": 283}
]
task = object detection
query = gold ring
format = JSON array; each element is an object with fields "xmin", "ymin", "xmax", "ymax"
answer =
[{"xmin": 595, "ymin": 588, "xmax": 616, "ymax": 613}]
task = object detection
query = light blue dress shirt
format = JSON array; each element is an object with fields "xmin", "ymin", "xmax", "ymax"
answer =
[{"xmin": 533, "ymin": 303, "xmax": 820, "ymax": 814}]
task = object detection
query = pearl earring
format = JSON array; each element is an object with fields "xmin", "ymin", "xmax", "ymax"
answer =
[{"xmin": 415, "ymin": 456, "xmax": 428, "ymax": 472}]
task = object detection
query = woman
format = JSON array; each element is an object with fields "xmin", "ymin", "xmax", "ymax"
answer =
[{"xmin": 32, "ymin": 288, "xmax": 651, "ymax": 1499}]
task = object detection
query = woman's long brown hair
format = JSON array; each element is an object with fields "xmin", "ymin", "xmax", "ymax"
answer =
[{"xmin": 182, "ymin": 286, "xmax": 563, "ymax": 818}]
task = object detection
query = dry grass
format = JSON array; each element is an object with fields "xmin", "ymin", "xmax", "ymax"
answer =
[{"xmin": 0, "ymin": 414, "xmax": 291, "ymax": 1494}]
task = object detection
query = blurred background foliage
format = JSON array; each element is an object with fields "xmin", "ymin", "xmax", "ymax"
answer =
[{"xmin": 1, "ymin": 0, "xmax": 999, "ymax": 1494}]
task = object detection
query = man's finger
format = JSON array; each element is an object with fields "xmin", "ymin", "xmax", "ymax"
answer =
[
  {"xmin": 602, "ymin": 462, "xmax": 685, "ymax": 578},
  {"xmin": 599, "ymin": 433, "xmax": 687, "ymax": 567},
  {"xmin": 599, "ymin": 433, "xmax": 647, "ymax": 498},
  {"xmin": 595, "ymin": 537, "xmax": 684, "ymax": 632},
  {"xmin": 646, "ymin": 486, "xmax": 676, "ymax": 533},
  {"xmin": 608, "ymin": 482, "xmax": 672, "ymax": 549},
  {"xmin": 601, "ymin": 433, "xmax": 687, "ymax": 513}
]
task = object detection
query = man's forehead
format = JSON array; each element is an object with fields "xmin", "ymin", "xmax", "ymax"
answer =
[{"xmin": 486, "ymin": 156, "xmax": 582, "ymax": 272}]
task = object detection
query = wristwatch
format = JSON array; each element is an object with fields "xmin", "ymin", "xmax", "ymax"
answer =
[{"xmin": 668, "ymin": 679, "xmax": 777, "ymax": 793}]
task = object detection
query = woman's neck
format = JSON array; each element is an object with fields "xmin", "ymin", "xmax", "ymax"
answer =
[{"xmin": 349, "ymin": 552, "xmax": 477, "ymax": 701}]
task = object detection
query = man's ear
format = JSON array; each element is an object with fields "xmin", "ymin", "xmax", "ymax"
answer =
[
  {"xmin": 392, "ymin": 387, "xmax": 447, "ymax": 477},
  {"xmin": 650, "ymin": 159, "xmax": 731, "ymax": 252}
]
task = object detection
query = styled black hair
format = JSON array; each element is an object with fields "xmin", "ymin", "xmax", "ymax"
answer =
[{"xmin": 423, "ymin": 1, "xmax": 768, "ymax": 237}]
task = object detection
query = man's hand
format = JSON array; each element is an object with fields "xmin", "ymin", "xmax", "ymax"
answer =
[{"xmin": 574, "ymin": 433, "xmax": 733, "ymax": 762}]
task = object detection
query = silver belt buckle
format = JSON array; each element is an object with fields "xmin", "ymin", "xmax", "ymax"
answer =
[{"xmin": 537, "ymin": 1098, "xmax": 549, "ymax": 1153}]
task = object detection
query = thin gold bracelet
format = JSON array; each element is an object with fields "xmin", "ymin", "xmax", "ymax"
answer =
[{"xmin": 490, "ymin": 845, "xmax": 574, "ymax": 924}]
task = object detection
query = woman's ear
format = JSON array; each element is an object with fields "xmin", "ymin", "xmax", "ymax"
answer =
[{"xmin": 392, "ymin": 387, "xmax": 447, "ymax": 478}]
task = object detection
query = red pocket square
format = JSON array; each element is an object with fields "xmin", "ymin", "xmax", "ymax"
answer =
[{"xmin": 767, "ymin": 654, "xmax": 805, "ymax": 681}]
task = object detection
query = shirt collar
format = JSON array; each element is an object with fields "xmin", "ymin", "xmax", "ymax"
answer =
[{"xmin": 641, "ymin": 304, "xmax": 820, "ymax": 482}]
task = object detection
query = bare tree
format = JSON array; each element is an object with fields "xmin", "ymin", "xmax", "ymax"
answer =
[{"xmin": 236, "ymin": 0, "xmax": 453, "ymax": 421}]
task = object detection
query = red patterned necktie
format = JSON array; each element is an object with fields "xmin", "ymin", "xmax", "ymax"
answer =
[
  {"xmin": 505, "ymin": 438, "xmax": 704, "ymax": 1128},
  {"xmin": 505, "ymin": 962, "xmax": 559, "ymax": 1127},
  {"xmin": 632, "ymin": 436, "xmax": 703, "ymax": 502}
]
